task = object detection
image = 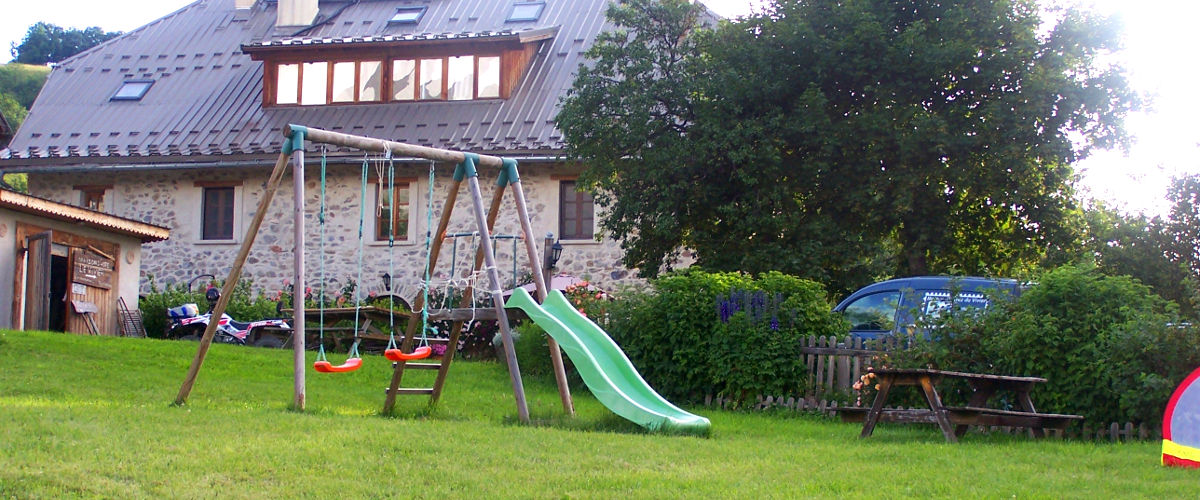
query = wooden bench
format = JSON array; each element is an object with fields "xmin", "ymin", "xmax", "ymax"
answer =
[{"xmin": 834, "ymin": 406, "xmax": 1082, "ymax": 430}]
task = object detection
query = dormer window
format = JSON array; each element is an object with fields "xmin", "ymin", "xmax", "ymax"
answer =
[
  {"xmin": 389, "ymin": 6, "xmax": 427, "ymax": 24},
  {"xmin": 273, "ymin": 54, "xmax": 502, "ymax": 106},
  {"xmin": 245, "ymin": 27, "xmax": 559, "ymax": 107},
  {"xmin": 111, "ymin": 80, "xmax": 154, "ymax": 101},
  {"xmin": 507, "ymin": 2, "xmax": 546, "ymax": 22}
]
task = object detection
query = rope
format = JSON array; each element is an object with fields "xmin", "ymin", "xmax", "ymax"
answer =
[
  {"xmin": 316, "ymin": 146, "xmax": 329, "ymax": 362},
  {"xmin": 418, "ymin": 160, "xmax": 436, "ymax": 348},
  {"xmin": 347, "ymin": 152, "xmax": 371, "ymax": 360},
  {"xmin": 386, "ymin": 152, "xmax": 399, "ymax": 351}
]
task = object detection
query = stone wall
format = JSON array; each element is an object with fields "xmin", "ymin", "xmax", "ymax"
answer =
[{"xmin": 28, "ymin": 160, "xmax": 641, "ymax": 300}]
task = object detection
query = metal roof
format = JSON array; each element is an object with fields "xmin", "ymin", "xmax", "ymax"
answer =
[
  {"xmin": 0, "ymin": 188, "xmax": 170, "ymax": 242},
  {"xmin": 1, "ymin": 0, "xmax": 613, "ymax": 166}
]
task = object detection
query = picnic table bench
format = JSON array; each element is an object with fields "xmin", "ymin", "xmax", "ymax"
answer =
[{"xmin": 833, "ymin": 368, "xmax": 1083, "ymax": 442}]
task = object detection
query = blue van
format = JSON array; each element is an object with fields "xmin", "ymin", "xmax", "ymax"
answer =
[{"xmin": 833, "ymin": 276, "xmax": 1023, "ymax": 340}]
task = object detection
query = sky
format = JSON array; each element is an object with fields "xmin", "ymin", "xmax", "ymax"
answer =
[{"xmin": 3, "ymin": 0, "xmax": 1197, "ymax": 217}]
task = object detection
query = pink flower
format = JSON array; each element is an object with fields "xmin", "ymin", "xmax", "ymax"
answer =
[
  {"xmin": 853, "ymin": 382, "xmax": 863, "ymax": 390},
  {"xmin": 368, "ymin": 291, "xmax": 378, "ymax": 298},
  {"xmin": 282, "ymin": 279, "xmax": 291, "ymax": 287}
]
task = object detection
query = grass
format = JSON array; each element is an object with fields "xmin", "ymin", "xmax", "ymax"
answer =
[{"xmin": 0, "ymin": 330, "xmax": 1194, "ymax": 499}]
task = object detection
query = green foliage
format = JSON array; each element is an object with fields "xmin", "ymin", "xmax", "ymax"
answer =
[
  {"xmin": 606, "ymin": 269, "xmax": 846, "ymax": 406},
  {"xmin": 1, "ymin": 173, "xmax": 27, "ymax": 193},
  {"xmin": 1070, "ymin": 201, "xmax": 1198, "ymax": 317},
  {"xmin": 0, "ymin": 63, "xmax": 51, "ymax": 109},
  {"xmin": 0, "ymin": 331, "xmax": 1192, "ymax": 498},
  {"xmin": 558, "ymin": 0, "xmax": 1139, "ymax": 293},
  {"xmin": 890, "ymin": 264, "xmax": 1200, "ymax": 424},
  {"xmin": 139, "ymin": 276, "xmax": 282, "ymax": 338},
  {"xmin": 11, "ymin": 22, "xmax": 121, "ymax": 65},
  {"xmin": 511, "ymin": 321, "xmax": 582, "ymax": 386},
  {"xmin": 0, "ymin": 92, "xmax": 27, "ymax": 133}
]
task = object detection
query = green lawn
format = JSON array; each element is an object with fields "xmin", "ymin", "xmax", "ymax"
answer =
[{"xmin": 0, "ymin": 330, "xmax": 1192, "ymax": 498}]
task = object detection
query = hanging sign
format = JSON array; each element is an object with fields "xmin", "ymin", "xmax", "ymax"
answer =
[{"xmin": 73, "ymin": 249, "xmax": 114, "ymax": 290}]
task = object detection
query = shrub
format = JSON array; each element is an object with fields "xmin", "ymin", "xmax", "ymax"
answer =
[
  {"xmin": 510, "ymin": 321, "xmax": 581, "ymax": 386},
  {"xmin": 889, "ymin": 264, "xmax": 1200, "ymax": 424},
  {"xmin": 606, "ymin": 268, "xmax": 846, "ymax": 406}
]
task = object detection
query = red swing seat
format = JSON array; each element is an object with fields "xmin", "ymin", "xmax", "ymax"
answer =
[
  {"xmin": 313, "ymin": 357, "xmax": 363, "ymax": 373},
  {"xmin": 384, "ymin": 346, "xmax": 432, "ymax": 361}
]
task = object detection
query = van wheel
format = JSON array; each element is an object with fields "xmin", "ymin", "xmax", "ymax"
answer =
[
  {"xmin": 254, "ymin": 335, "xmax": 284, "ymax": 349},
  {"xmin": 176, "ymin": 325, "xmax": 205, "ymax": 341}
]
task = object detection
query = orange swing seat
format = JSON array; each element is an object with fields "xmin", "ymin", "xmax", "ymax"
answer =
[
  {"xmin": 313, "ymin": 357, "xmax": 363, "ymax": 373},
  {"xmin": 384, "ymin": 346, "xmax": 432, "ymax": 361}
]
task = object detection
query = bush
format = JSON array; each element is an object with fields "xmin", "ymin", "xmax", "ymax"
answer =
[
  {"xmin": 509, "ymin": 321, "xmax": 582, "ymax": 386},
  {"xmin": 606, "ymin": 268, "xmax": 846, "ymax": 407},
  {"xmin": 889, "ymin": 264, "xmax": 1200, "ymax": 424}
]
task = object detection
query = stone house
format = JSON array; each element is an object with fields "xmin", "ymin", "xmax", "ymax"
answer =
[{"xmin": 0, "ymin": 0, "xmax": 637, "ymax": 301}]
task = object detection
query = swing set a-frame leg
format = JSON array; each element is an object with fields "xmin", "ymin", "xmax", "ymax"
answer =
[{"xmin": 383, "ymin": 176, "xmax": 462, "ymax": 414}]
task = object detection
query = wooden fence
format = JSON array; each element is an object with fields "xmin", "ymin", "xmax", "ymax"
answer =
[
  {"xmin": 799, "ymin": 335, "xmax": 889, "ymax": 399},
  {"xmin": 701, "ymin": 335, "xmax": 1160, "ymax": 441}
]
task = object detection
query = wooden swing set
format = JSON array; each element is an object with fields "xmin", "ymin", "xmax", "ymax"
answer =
[{"xmin": 174, "ymin": 124, "xmax": 574, "ymax": 422}]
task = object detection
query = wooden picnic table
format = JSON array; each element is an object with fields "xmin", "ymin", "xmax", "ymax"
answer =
[{"xmin": 834, "ymin": 368, "xmax": 1083, "ymax": 442}]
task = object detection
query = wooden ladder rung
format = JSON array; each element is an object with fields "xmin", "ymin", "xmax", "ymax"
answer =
[
  {"xmin": 386, "ymin": 388, "xmax": 435, "ymax": 396},
  {"xmin": 394, "ymin": 362, "xmax": 441, "ymax": 370}
]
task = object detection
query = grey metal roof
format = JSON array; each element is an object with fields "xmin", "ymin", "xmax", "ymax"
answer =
[{"xmin": 1, "ymin": 0, "xmax": 613, "ymax": 165}]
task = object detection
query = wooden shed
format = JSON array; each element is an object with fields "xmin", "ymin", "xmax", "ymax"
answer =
[{"xmin": 0, "ymin": 188, "xmax": 169, "ymax": 335}]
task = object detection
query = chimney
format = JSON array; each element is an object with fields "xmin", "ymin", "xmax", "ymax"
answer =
[
  {"xmin": 276, "ymin": 0, "xmax": 319, "ymax": 28},
  {"xmin": 235, "ymin": 0, "xmax": 255, "ymax": 9}
]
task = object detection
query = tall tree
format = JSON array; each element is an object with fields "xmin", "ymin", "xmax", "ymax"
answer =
[
  {"xmin": 1075, "ymin": 203, "xmax": 1194, "ymax": 317},
  {"xmin": 1165, "ymin": 174, "xmax": 1200, "ymax": 278},
  {"xmin": 11, "ymin": 22, "xmax": 121, "ymax": 65},
  {"xmin": 558, "ymin": 0, "xmax": 1138, "ymax": 293}
]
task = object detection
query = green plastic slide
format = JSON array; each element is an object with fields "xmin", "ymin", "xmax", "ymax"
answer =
[{"xmin": 505, "ymin": 288, "xmax": 711, "ymax": 436}]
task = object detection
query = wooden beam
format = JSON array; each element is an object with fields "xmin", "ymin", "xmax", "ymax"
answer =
[
  {"xmin": 287, "ymin": 125, "xmax": 505, "ymax": 169},
  {"xmin": 175, "ymin": 150, "xmax": 292, "ymax": 406}
]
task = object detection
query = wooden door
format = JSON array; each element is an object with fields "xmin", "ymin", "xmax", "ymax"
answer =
[
  {"xmin": 23, "ymin": 231, "xmax": 52, "ymax": 331},
  {"xmin": 66, "ymin": 247, "xmax": 116, "ymax": 336}
]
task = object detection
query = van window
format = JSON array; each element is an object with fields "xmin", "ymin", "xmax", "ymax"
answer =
[{"xmin": 843, "ymin": 292, "xmax": 900, "ymax": 331}]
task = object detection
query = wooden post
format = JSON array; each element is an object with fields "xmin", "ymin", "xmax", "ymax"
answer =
[
  {"xmin": 430, "ymin": 183, "xmax": 506, "ymax": 404},
  {"xmin": 511, "ymin": 180, "xmax": 573, "ymax": 416},
  {"xmin": 466, "ymin": 173, "xmax": 530, "ymax": 423},
  {"xmin": 175, "ymin": 149, "xmax": 293, "ymax": 405},
  {"xmin": 291, "ymin": 147, "xmax": 307, "ymax": 411}
]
